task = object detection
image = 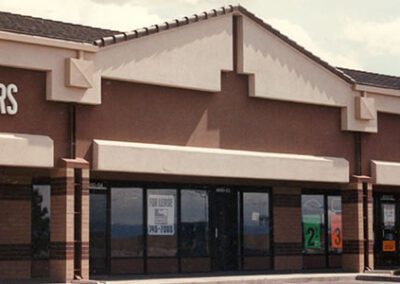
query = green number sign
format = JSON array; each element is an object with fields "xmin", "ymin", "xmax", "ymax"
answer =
[{"xmin": 303, "ymin": 215, "xmax": 321, "ymax": 249}]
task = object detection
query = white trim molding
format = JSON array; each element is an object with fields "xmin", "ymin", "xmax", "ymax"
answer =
[
  {"xmin": 371, "ymin": 160, "xmax": 400, "ymax": 186},
  {"xmin": 0, "ymin": 30, "xmax": 98, "ymax": 52},
  {"xmin": 93, "ymin": 140, "xmax": 349, "ymax": 183},
  {"xmin": 355, "ymin": 84, "xmax": 400, "ymax": 98},
  {"xmin": 0, "ymin": 132, "xmax": 54, "ymax": 168}
]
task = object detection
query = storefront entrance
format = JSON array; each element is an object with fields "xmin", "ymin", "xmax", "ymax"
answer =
[
  {"xmin": 212, "ymin": 188, "xmax": 238, "ymax": 271},
  {"xmin": 89, "ymin": 182, "xmax": 272, "ymax": 275},
  {"xmin": 374, "ymin": 194, "xmax": 400, "ymax": 268}
]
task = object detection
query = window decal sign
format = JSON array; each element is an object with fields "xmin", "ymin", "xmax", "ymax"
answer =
[
  {"xmin": 383, "ymin": 240, "xmax": 396, "ymax": 252},
  {"xmin": 303, "ymin": 215, "xmax": 321, "ymax": 249},
  {"xmin": 383, "ymin": 204, "xmax": 395, "ymax": 227},
  {"xmin": 147, "ymin": 194, "xmax": 175, "ymax": 236},
  {"xmin": 0, "ymin": 83, "xmax": 18, "ymax": 115},
  {"xmin": 330, "ymin": 214, "xmax": 342, "ymax": 249}
]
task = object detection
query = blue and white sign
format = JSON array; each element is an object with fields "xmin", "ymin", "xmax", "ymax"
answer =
[{"xmin": 147, "ymin": 194, "xmax": 175, "ymax": 235}]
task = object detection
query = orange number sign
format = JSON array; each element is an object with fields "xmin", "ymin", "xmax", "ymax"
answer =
[{"xmin": 330, "ymin": 214, "xmax": 342, "ymax": 249}]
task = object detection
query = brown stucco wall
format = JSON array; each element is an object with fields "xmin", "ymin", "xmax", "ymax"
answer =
[
  {"xmin": 362, "ymin": 113, "xmax": 400, "ymax": 176},
  {"xmin": 0, "ymin": 66, "xmax": 69, "ymax": 163},
  {"xmin": 76, "ymin": 71, "xmax": 355, "ymax": 175}
]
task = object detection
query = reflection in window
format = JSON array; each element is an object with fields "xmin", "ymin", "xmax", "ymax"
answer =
[
  {"xmin": 32, "ymin": 185, "xmax": 50, "ymax": 259},
  {"xmin": 90, "ymin": 192, "xmax": 108, "ymax": 274},
  {"xmin": 147, "ymin": 189, "xmax": 177, "ymax": 256},
  {"xmin": 243, "ymin": 192, "xmax": 270, "ymax": 255},
  {"xmin": 111, "ymin": 187, "xmax": 143, "ymax": 257},
  {"xmin": 302, "ymin": 195, "xmax": 325, "ymax": 254},
  {"xmin": 181, "ymin": 190, "xmax": 209, "ymax": 257}
]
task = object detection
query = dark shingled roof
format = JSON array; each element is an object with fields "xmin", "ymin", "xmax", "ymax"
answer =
[
  {"xmin": 0, "ymin": 10, "xmax": 120, "ymax": 43},
  {"xmin": 338, "ymin": 67, "xmax": 400, "ymax": 91},
  {"xmin": 0, "ymin": 7, "xmax": 399, "ymax": 91}
]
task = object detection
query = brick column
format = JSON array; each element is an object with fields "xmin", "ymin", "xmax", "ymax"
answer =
[
  {"xmin": 80, "ymin": 167, "xmax": 90, "ymax": 280},
  {"xmin": 272, "ymin": 187, "xmax": 302, "ymax": 271},
  {"xmin": 365, "ymin": 182, "xmax": 374, "ymax": 270},
  {"xmin": 0, "ymin": 177, "xmax": 32, "ymax": 280},
  {"xmin": 342, "ymin": 178, "xmax": 369, "ymax": 272},
  {"xmin": 50, "ymin": 158, "xmax": 89, "ymax": 283}
]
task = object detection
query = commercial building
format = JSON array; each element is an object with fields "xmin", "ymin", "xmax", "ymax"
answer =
[{"xmin": 0, "ymin": 4, "xmax": 400, "ymax": 283}]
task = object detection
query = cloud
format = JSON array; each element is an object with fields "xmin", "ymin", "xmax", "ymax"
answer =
[
  {"xmin": 267, "ymin": 18, "xmax": 363, "ymax": 69},
  {"xmin": 344, "ymin": 18, "xmax": 400, "ymax": 56},
  {"xmin": 0, "ymin": 0, "xmax": 162, "ymax": 31},
  {"xmin": 178, "ymin": 0, "xmax": 202, "ymax": 4}
]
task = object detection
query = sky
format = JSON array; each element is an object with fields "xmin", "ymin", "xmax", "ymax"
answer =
[{"xmin": 0, "ymin": 0, "xmax": 399, "ymax": 76}]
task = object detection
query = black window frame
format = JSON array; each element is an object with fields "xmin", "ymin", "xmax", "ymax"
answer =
[
  {"xmin": 239, "ymin": 187, "xmax": 273, "ymax": 270},
  {"xmin": 89, "ymin": 180, "xmax": 273, "ymax": 275},
  {"xmin": 301, "ymin": 189, "xmax": 343, "ymax": 269}
]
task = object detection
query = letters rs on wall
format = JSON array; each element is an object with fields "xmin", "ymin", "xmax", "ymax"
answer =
[{"xmin": 0, "ymin": 83, "xmax": 18, "ymax": 115}]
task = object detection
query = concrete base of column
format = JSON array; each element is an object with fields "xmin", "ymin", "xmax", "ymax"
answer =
[
  {"xmin": 342, "ymin": 253, "xmax": 364, "ymax": 272},
  {"xmin": 274, "ymin": 256, "xmax": 302, "ymax": 271},
  {"xmin": 50, "ymin": 259, "xmax": 74, "ymax": 283}
]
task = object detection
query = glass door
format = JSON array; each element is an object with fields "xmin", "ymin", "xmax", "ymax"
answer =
[
  {"xmin": 301, "ymin": 193, "xmax": 343, "ymax": 269},
  {"xmin": 375, "ymin": 195, "xmax": 398, "ymax": 267},
  {"xmin": 212, "ymin": 188, "xmax": 239, "ymax": 271},
  {"xmin": 241, "ymin": 191, "xmax": 271, "ymax": 270}
]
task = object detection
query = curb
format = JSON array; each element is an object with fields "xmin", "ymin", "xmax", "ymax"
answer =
[
  {"xmin": 97, "ymin": 274, "xmax": 357, "ymax": 284},
  {"xmin": 356, "ymin": 274, "xmax": 400, "ymax": 282}
]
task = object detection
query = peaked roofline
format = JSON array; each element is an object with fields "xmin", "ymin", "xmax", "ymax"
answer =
[
  {"xmin": 94, "ymin": 5, "xmax": 236, "ymax": 47},
  {"xmin": 1, "ymin": 5, "xmax": 399, "ymax": 90},
  {"xmin": 235, "ymin": 6, "xmax": 356, "ymax": 85},
  {"xmin": 94, "ymin": 5, "xmax": 355, "ymax": 85}
]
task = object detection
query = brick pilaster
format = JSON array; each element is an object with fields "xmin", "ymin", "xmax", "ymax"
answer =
[
  {"xmin": 50, "ymin": 158, "xmax": 90, "ymax": 283},
  {"xmin": 342, "ymin": 181, "xmax": 365, "ymax": 272},
  {"xmin": 50, "ymin": 167, "xmax": 75, "ymax": 282},
  {"xmin": 80, "ymin": 168, "xmax": 90, "ymax": 280},
  {"xmin": 366, "ymin": 182, "xmax": 374, "ymax": 270},
  {"xmin": 272, "ymin": 187, "xmax": 302, "ymax": 271}
]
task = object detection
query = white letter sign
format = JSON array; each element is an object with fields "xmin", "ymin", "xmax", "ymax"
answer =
[{"xmin": 0, "ymin": 83, "xmax": 18, "ymax": 115}]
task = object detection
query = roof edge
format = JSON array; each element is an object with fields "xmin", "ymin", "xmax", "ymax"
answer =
[
  {"xmin": 0, "ymin": 30, "xmax": 99, "ymax": 52},
  {"xmin": 94, "ymin": 5, "xmax": 238, "ymax": 47},
  {"xmin": 234, "ymin": 5, "xmax": 355, "ymax": 85},
  {"xmin": 355, "ymin": 84, "xmax": 400, "ymax": 97}
]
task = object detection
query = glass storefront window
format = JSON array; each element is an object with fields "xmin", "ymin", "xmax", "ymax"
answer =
[
  {"xmin": 111, "ymin": 187, "xmax": 143, "ymax": 257},
  {"xmin": 88, "ymin": 182, "xmax": 274, "ymax": 274},
  {"xmin": 328, "ymin": 196, "xmax": 342, "ymax": 253},
  {"xmin": 89, "ymin": 191, "xmax": 108, "ymax": 274},
  {"xmin": 180, "ymin": 189, "xmax": 209, "ymax": 257},
  {"xmin": 302, "ymin": 195, "xmax": 325, "ymax": 254},
  {"xmin": 32, "ymin": 185, "xmax": 50, "ymax": 259},
  {"xmin": 147, "ymin": 189, "xmax": 177, "ymax": 257},
  {"xmin": 243, "ymin": 192, "xmax": 270, "ymax": 255}
]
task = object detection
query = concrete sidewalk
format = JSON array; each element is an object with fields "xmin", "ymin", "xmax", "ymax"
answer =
[
  {"xmin": 92, "ymin": 273, "xmax": 360, "ymax": 284},
  {"xmin": 4, "ymin": 272, "xmax": 400, "ymax": 284}
]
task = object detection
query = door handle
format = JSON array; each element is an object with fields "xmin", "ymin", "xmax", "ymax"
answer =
[{"xmin": 215, "ymin": 228, "xmax": 218, "ymax": 239}]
